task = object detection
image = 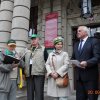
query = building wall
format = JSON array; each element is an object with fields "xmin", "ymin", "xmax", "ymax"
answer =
[
  {"xmin": 0, "ymin": 0, "xmax": 100, "ymax": 98},
  {"xmin": 37, "ymin": 0, "xmax": 62, "ymax": 44},
  {"xmin": 0, "ymin": 0, "xmax": 14, "ymax": 50},
  {"xmin": 0, "ymin": 0, "xmax": 31, "ymax": 52}
]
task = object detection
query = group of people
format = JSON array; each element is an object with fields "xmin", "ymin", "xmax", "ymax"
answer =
[{"xmin": 0, "ymin": 25, "xmax": 100, "ymax": 100}]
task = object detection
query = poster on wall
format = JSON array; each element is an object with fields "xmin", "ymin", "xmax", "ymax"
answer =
[{"xmin": 45, "ymin": 12, "xmax": 58, "ymax": 48}]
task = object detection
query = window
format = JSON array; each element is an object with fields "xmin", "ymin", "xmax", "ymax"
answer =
[
  {"xmin": 92, "ymin": 0, "xmax": 100, "ymax": 7},
  {"xmin": 89, "ymin": 26, "xmax": 100, "ymax": 37}
]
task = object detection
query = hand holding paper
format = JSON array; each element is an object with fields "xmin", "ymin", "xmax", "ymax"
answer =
[
  {"xmin": 70, "ymin": 60, "xmax": 81, "ymax": 68},
  {"xmin": 80, "ymin": 61, "xmax": 87, "ymax": 68},
  {"xmin": 70, "ymin": 60, "xmax": 86, "ymax": 69}
]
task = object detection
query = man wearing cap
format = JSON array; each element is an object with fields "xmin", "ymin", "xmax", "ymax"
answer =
[
  {"xmin": 0, "ymin": 39, "xmax": 23, "ymax": 100},
  {"xmin": 22, "ymin": 34, "xmax": 48, "ymax": 100}
]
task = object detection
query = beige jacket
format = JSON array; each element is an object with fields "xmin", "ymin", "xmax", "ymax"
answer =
[
  {"xmin": 45, "ymin": 50, "xmax": 71, "ymax": 97},
  {"xmin": 22, "ymin": 45, "xmax": 46, "ymax": 77}
]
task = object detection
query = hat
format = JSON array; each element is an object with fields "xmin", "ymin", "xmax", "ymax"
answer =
[
  {"xmin": 53, "ymin": 36, "xmax": 64, "ymax": 45},
  {"xmin": 31, "ymin": 34, "xmax": 40, "ymax": 39},
  {"xmin": 7, "ymin": 39, "xmax": 16, "ymax": 46}
]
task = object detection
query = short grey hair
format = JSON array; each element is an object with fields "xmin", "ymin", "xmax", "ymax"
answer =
[{"xmin": 79, "ymin": 26, "xmax": 89, "ymax": 35}]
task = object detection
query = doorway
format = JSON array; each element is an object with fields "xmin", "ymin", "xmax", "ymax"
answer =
[{"xmin": 29, "ymin": 6, "xmax": 38, "ymax": 37}]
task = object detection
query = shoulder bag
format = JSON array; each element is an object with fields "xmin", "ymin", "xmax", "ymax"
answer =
[{"xmin": 52, "ymin": 54, "xmax": 69, "ymax": 88}]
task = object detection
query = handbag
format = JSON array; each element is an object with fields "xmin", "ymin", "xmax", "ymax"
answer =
[
  {"xmin": 56, "ymin": 73, "xmax": 69, "ymax": 87},
  {"xmin": 52, "ymin": 54, "xmax": 69, "ymax": 87}
]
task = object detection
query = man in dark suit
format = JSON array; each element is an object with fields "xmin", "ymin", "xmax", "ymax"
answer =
[{"xmin": 71, "ymin": 26, "xmax": 100, "ymax": 100}]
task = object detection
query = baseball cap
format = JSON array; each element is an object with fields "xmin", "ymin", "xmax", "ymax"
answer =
[
  {"xmin": 7, "ymin": 39, "xmax": 16, "ymax": 46},
  {"xmin": 31, "ymin": 34, "xmax": 40, "ymax": 39}
]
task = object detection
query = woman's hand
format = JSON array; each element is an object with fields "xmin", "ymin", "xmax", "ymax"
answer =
[{"xmin": 50, "ymin": 72, "xmax": 59, "ymax": 79}]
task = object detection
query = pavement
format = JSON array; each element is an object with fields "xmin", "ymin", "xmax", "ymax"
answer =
[
  {"xmin": 17, "ymin": 92, "xmax": 100, "ymax": 100},
  {"xmin": 16, "ymin": 85, "xmax": 100, "ymax": 100},
  {"xmin": 17, "ymin": 94, "xmax": 75, "ymax": 100},
  {"xmin": 16, "ymin": 88, "xmax": 76, "ymax": 100}
]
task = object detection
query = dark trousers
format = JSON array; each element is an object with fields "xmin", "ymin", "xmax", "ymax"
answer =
[
  {"xmin": 76, "ymin": 80, "xmax": 99, "ymax": 100},
  {"xmin": 26, "ymin": 75, "xmax": 45, "ymax": 100}
]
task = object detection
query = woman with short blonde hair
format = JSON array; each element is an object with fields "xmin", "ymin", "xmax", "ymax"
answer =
[{"xmin": 45, "ymin": 36, "xmax": 71, "ymax": 100}]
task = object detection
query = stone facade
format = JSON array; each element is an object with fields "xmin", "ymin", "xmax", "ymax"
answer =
[
  {"xmin": 0, "ymin": 0, "xmax": 14, "ymax": 50},
  {"xmin": 0, "ymin": 0, "xmax": 100, "ymax": 98},
  {"xmin": 0, "ymin": 0, "xmax": 30, "ymax": 52}
]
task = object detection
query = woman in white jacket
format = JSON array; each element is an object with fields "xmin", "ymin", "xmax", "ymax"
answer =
[{"xmin": 45, "ymin": 37, "xmax": 71, "ymax": 100}]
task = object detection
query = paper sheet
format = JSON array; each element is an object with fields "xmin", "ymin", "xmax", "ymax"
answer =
[{"xmin": 70, "ymin": 60, "xmax": 81, "ymax": 68}]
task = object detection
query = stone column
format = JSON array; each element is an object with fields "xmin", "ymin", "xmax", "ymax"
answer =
[
  {"xmin": 0, "ymin": 0, "xmax": 14, "ymax": 50},
  {"xmin": 11, "ymin": 0, "xmax": 31, "ymax": 52}
]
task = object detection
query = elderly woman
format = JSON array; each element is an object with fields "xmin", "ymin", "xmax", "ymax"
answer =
[{"xmin": 45, "ymin": 37, "xmax": 71, "ymax": 100}]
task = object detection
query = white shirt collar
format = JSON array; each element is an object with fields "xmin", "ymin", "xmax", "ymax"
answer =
[
  {"xmin": 79, "ymin": 36, "xmax": 88, "ymax": 49},
  {"xmin": 82, "ymin": 36, "xmax": 88, "ymax": 42}
]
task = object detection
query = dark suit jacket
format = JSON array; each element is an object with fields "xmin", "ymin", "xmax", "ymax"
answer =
[{"xmin": 71, "ymin": 37, "xmax": 100, "ymax": 81}]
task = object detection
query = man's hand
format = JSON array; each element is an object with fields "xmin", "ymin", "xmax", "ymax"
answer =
[{"xmin": 80, "ymin": 61, "xmax": 87, "ymax": 69}]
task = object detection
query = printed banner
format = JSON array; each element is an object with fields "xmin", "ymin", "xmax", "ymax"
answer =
[{"xmin": 45, "ymin": 12, "xmax": 58, "ymax": 48}]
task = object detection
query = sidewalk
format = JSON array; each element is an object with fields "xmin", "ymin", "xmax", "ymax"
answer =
[
  {"xmin": 16, "ymin": 85, "xmax": 100, "ymax": 100},
  {"xmin": 17, "ymin": 90, "xmax": 100, "ymax": 100},
  {"xmin": 44, "ymin": 91, "xmax": 76, "ymax": 100},
  {"xmin": 17, "ymin": 95, "xmax": 100, "ymax": 100},
  {"xmin": 16, "ymin": 88, "xmax": 76, "ymax": 100}
]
